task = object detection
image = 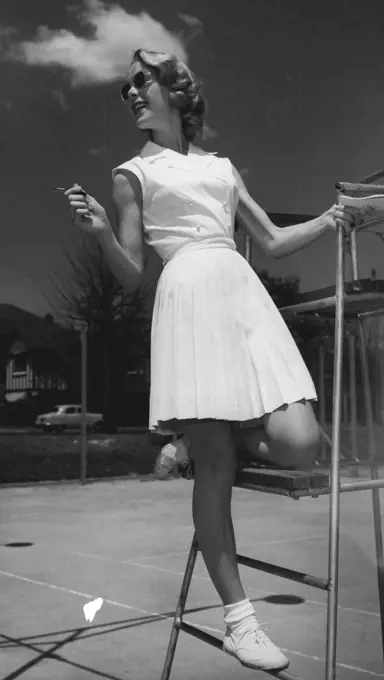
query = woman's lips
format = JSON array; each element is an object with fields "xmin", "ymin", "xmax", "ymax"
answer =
[{"xmin": 133, "ymin": 101, "xmax": 148, "ymax": 117}]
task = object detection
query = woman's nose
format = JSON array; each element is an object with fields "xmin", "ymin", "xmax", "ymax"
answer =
[{"xmin": 128, "ymin": 87, "xmax": 139, "ymax": 100}]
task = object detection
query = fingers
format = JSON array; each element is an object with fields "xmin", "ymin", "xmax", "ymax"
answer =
[
  {"xmin": 70, "ymin": 200, "xmax": 89, "ymax": 209},
  {"xmin": 69, "ymin": 198, "xmax": 90, "ymax": 221},
  {"xmin": 65, "ymin": 185, "xmax": 89, "ymax": 217},
  {"xmin": 72, "ymin": 208, "xmax": 91, "ymax": 216},
  {"xmin": 64, "ymin": 183, "xmax": 86, "ymax": 197},
  {"xmin": 57, "ymin": 183, "xmax": 93, "ymax": 226},
  {"xmin": 333, "ymin": 204, "xmax": 362, "ymax": 232}
]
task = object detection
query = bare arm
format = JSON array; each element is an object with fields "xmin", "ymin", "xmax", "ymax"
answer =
[
  {"xmin": 233, "ymin": 166, "xmax": 352, "ymax": 259},
  {"xmin": 96, "ymin": 170, "xmax": 145, "ymax": 288}
]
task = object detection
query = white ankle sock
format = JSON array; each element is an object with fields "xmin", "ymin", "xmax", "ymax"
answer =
[{"xmin": 224, "ymin": 598, "xmax": 257, "ymax": 633}]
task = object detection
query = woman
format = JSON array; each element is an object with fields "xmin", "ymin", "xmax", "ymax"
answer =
[{"xmin": 66, "ymin": 49, "xmax": 359, "ymax": 672}]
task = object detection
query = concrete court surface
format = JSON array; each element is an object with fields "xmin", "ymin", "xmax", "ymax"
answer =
[{"xmin": 0, "ymin": 477, "xmax": 383, "ymax": 680}]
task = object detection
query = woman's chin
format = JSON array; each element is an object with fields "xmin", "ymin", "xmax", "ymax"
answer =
[{"xmin": 136, "ymin": 119, "xmax": 152, "ymax": 130}]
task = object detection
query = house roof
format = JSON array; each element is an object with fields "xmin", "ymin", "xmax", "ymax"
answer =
[{"xmin": 0, "ymin": 304, "xmax": 78, "ymax": 351}]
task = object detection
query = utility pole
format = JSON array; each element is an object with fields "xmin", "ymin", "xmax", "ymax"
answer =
[{"xmin": 74, "ymin": 320, "xmax": 88, "ymax": 485}]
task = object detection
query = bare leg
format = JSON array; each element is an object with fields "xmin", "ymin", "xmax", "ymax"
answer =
[
  {"xmin": 234, "ymin": 400, "xmax": 320, "ymax": 469},
  {"xmin": 178, "ymin": 418, "xmax": 290, "ymax": 671},
  {"xmin": 183, "ymin": 420, "xmax": 245, "ymax": 605}
]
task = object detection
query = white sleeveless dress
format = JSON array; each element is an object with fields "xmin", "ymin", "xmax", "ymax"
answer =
[{"xmin": 113, "ymin": 141, "xmax": 317, "ymax": 432}]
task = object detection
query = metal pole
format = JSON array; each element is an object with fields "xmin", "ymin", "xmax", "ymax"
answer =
[
  {"xmin": 356, "ymin": 315, "xmax": 384, "ymax": 660},
  {"xmin": 325, "ymin": 190, "xmax": 345, "ymax": 680},
  {"xmin": 348, "ymin": 332, "xmax": 359, "ymax": 471},
  {"xmin": 319, "ymin": 344, "xmax": 327, "ymax": 462},
  {"xmin": 160, "ymin": 536, "xmax": 199, "ymax": 680},
  {"xmin": 349, "ymin": 230, "xmax": 360, "ymax": 289},
  {"xmin": 80, "ymin": 324, "xmax": 88, "ymax": 485},
  {"xmin": 336, "ymin": 180, "xmax": 384, "ymax": 193}
]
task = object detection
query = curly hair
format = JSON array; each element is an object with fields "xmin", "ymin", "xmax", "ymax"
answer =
[{"xmin": 132, "ymin": 49, "xmax": 206, "ymax": 143}]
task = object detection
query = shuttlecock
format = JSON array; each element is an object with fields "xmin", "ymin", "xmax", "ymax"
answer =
[{"xmin": 83, "ymin": 597, "xmax": 103, "ymax": 623}]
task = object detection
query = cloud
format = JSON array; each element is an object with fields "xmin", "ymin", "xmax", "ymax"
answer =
[
  {"xmin": 177, "ymin": 13, "xmax": 203, "ymax": 46},
  {"xmin": 1, "ymin": 0, "xmax": 192, "ymax": 87}
]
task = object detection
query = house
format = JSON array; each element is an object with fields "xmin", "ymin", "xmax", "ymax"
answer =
[{"xmin": 0, "ymin": 304, "xmax": 79, "ymax": 403}]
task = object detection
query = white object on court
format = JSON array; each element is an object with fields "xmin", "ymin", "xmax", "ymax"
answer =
[{"xmin": 83, "ymin": 597, "xmax": 103, "ymax": 622}]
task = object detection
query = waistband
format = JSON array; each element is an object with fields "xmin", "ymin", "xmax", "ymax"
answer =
[{"xmin": 164, "ymin": 238, "xmax": 237, "ymax": 264}]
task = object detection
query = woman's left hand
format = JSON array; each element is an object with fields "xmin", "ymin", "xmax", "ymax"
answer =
[{"xmin": 322, "ymin": 204, "xmax": 364, "ymax": 234}]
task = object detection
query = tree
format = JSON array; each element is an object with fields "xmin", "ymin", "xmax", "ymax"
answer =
[
  {"xmin": 257, "ymin": 270, "xmax": 300, "ymax": 307},
  {"xmin": 44, "ymin": 236, "xmax": 151, "ymax": 427},
  {"xmin": 256, "ymin": 269, "xmax": 325, "ymax": 348}
]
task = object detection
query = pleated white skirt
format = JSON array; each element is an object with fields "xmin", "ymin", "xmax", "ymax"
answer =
[{"xmin": 149, "ymin": 242, "xmax": 317, "ymax": 432}]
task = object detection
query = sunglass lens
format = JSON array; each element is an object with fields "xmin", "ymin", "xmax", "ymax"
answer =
[
  {"xmin": 121, "ymin": 71, "xmax": 149, "ymax": 100},
  {"xmin": 121, "ymin": 83, "xmax": 131, "ymax": 101},
  {"xmin": 133, "ymin": 71, "xmax": 146, "ymax": 89}
]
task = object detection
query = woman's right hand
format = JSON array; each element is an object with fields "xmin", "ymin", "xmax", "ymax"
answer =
[{"xmin": 65, "ymin": 183, "xmax": 110, "ymax": 235}]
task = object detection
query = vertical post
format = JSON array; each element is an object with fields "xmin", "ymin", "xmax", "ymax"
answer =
[
  {"xmin": 349, "ymin": 230, "xmax": 361, "ymax": 289},
  {"xmin": 348, "ymin": 332, "xmax": 359, "ymax": 469},
  {"xmin": 80, "ymin": 323, "xmax": 88, "ymax": 485},
  {"xmin": 160, "ymin": 536, "xmax": 199, "ymax": 680},
  {"xmin": 319, "ymin": 344, "xmax": 327, "ymax": 462},
  {"xmin": 325, "ymin": 189, "xmax": 345, "ymax": 680},
  {"xmin": 343, "ymin": 393, "xmax": 348, "ymax": 425},
  {"xmin": 357, "ymin": 315, "xmax": 384, "ymax": 660}
]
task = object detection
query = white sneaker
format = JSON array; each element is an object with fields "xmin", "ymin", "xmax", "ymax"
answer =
[
  {"xmin": 223, "ymin": 623, "xmax": 289, "ymax": 671},
  {"xmin": 153, "ymin": 438, "xmax": 190, "ymax": 479}
]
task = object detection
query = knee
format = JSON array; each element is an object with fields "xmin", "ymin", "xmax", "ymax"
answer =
[{"xmin": 282, "ymin": 426, "xmax": 320, "ymax": 469}]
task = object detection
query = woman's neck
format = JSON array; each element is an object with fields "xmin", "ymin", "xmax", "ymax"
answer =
[{"xmin": 150, "ymin": 128, "xmax": 189, "ymax": 155}]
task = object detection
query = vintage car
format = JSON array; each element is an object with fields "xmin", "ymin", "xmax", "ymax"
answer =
[{"xmin": 35, "ymin": 404, "xmax": 104, "ymax": 433}]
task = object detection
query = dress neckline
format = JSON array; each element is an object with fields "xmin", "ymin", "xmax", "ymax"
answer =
[
  {"xmin": 141, "ymin": 140, "xmax": 192, "ymax": 157},
  {"xmin": 139, "ymin": 140, "xmax": 217, "ymax": 162}
]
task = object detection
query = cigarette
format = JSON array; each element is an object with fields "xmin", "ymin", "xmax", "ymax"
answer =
[{"xmin": 54, "ymin": 187, "xmax": 87, "ymax": 196}]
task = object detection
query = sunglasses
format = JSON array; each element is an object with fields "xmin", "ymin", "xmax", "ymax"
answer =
[{"xmin": 120, "ymin": 70, "xmax": 155, "ymax": 101}]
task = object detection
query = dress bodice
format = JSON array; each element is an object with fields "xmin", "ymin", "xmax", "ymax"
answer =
[{"xmin": 112, "ymin": 141, "xmax": 239, "ymax": 263}]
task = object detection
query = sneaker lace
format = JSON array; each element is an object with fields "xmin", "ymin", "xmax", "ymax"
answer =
[{"xmin": 239, "ymin": 622, "xmax": 272, "ymax": 646}]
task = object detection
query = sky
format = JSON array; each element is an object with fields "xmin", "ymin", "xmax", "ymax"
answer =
[{"xmin": 1, "ymin": 0, "xmax": 384, "ymax": 316}]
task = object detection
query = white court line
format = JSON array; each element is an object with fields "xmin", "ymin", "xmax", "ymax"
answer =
[
  {"xmin": 134, "ymin": 549, "xmax": 193, "ymax": 561},
  {"xmin": 74, "ymin": 550, "xmax": 380, "ymax": 619},
  {"xmin": 0, "ymin": 569, "xmax": 166, "ymax": 618},
  {"xmin": 76, "ymin": 551, "xmax": 210, "ymax": 582},
  {"xmin": 131, "ymin": 534, "xmax": 328, "ymax": 561},
  {"xmin": 0, "ymin": 569, "xmax": 382, "ymax": 679},
  {"xmin": 258, "ymin": 534, "xmax": 328, "ymax": 546}
]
